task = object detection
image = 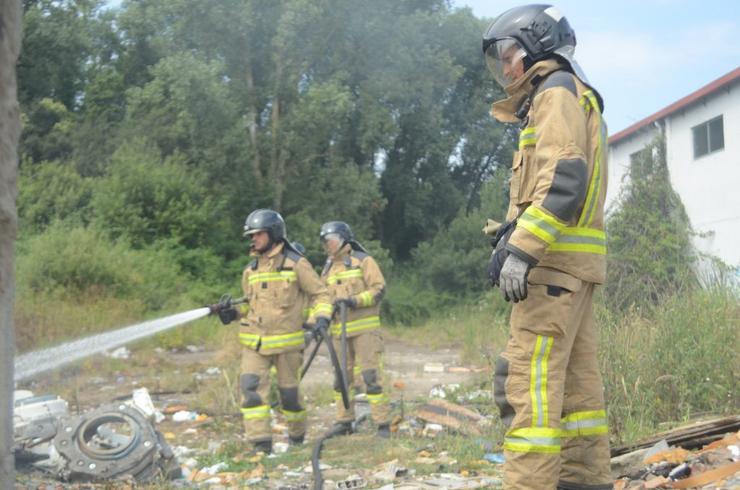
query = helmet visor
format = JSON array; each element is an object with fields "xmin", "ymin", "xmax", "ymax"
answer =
[
  {"xmin": 484, "ymin": 38, "xmax": 527, "ymax": 88},
  {"xmin": 243, "ymin": 226, "xmax": 264, "ymax": 237},
  {"xmin": 321, "ymin": 232, "xmax": 342, "ymax": 244}
]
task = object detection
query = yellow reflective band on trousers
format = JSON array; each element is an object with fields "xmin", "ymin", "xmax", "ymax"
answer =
[
  {"xmin": 331, "ymin": 315, "xmax": 381, "ymax": 336},
  {"xmin": 504, "ymin": 427, "xmax": 561, "ymax": 454},
  {"xmin": 248, "ymin": 271, "xmax": 297, "ymax": 285},
  {"xmin": 327, "ymin": 269, "xmax": 364, "ymax": 285},
  {"xmin": 241, "ymin": 405, "xmax": 271, "ymax": 420},
  {"xmin": 578, "ymin": 89, "xmax": 606, "ymax": 228},
  {"xmin": 281, "ymin": 408, "xmax": 307, "ymax": 422},
  {"xmin": 239, "ymin": 331, "xmax": 304, "ymax": 349},
  {"xmin": 519, "ymin": 207, "xmax": 606, "ymax": 255},
  {"xmin": 561, "ymin": 410, "xmax": 609, "ymax": 437},
  {"xmin": 519, "ymin": 127, "xmax": 537, "ymax": 149},
  {"xmin": 530, "ymin": 335, "xmax": 554, "ymax": 427},
  {"xmin": 357, "ymin": 291, "xmax": 374, "ymax": 307},
  {"xmin": 367, "ymin": 393, "xmax": 389, "ymax": 405}
]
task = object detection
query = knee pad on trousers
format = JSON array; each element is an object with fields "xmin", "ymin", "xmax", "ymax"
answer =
[
  {"xmin": 493, "ymin": 356, "xmax": 515, "ymax": 428},
  {"xmin": 240, "ymin": 373, "xmax": 262, "ymax": 408},
  {"xmin": 278, "ymin": 386, "xmax": 303, "ymax": 412},
  {"xmin": 361, "ymin": 369, "xmax": 382, "ymax": 395}
]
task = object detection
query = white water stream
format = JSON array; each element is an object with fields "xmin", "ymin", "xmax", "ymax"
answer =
[{"xmin": 14, "ymin": 307, "xmax": 211, "ymax": 382}]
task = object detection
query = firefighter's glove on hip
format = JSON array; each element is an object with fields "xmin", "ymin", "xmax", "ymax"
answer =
[
  {"xmin": 314, "ymin": 316, "xmax": 330, "ymax": 335},
  {"xmin": 499, "ymin": 254, "xmax": 531, "ymax": 303},
  {"xmin": 334, "ymin": 297, "xmax": 357, "ymax": 310}
]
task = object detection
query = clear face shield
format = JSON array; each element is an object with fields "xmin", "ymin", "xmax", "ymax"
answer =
[
  {"xmin": 321, "ymin": 232, "xmax": 343, "ymax": 254},
  {"xmin": 484, "ymin": 38, "xmax": 528, "ymax": 88}
]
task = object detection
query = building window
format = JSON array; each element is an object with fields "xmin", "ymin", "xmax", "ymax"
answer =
[{"xmin": 692, "ymin": 115, "xmax": 724, "ymax": 159}]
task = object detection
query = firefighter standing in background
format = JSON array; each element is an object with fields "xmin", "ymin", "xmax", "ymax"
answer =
[
  {"xmin": 483, "ymin": 5, "xmax": 612, "ymax": 490},
  {"xmin": 319, "ymin": 221, "xmax": 391, "ymax": 438},
  {"xmin": 218, "ymin": 209, "xmax": 332, "ymax": 454}
]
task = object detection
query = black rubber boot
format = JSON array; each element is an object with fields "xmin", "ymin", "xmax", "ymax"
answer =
[
  {"xmin": 327, "ymin": 421, "xmax": 354, "ymax": 437},
  {"xmin": 289, "ymin": 434, "xmax": 305, "ymax": 446},
  {"xmin": 377, "ymin": 424, "xmax": 391, "ymax": 438},
  {"xmin": 252, "ymin": 439, "xmax": 272, "ymax": 454}
]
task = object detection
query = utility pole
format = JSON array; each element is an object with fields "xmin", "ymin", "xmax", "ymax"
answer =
[{"xmin": 0, "ymin": 1, "xmax": 23, "ymax": 487}]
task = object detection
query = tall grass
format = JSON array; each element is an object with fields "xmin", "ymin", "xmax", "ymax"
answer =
[
  {"xmin": 394, "ymin": 287, "xmax": 738, "ymax": 444},
  {"xmin": 599, "ymin": 288, "xmax": 739, "ymax": 444}
]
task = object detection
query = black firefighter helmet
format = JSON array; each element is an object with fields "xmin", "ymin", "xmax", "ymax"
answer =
[{"xmin": 320, "ymin": 221, "xmax": 368, "ymax": 253}]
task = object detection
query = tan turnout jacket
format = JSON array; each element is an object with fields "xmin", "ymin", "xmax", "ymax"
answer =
[
  {"xmin": 239, "ymin": 242, "xmax": 332, "ymax": 354},
  {"xmin": 322, "ymin": 244, "xmax": 386, "ymax": 338},
  {"xmin": 493, "ymin": 58, "xmax": 608, "ymax": 284}
]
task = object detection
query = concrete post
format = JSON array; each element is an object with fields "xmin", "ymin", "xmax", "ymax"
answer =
[{"xmin": 0, "ymin": 1, "xmax": 23, "ymax": 487}]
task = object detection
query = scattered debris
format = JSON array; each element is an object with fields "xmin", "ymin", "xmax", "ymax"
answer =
[
  {"xmin": 416, "ymin": 398, "xmax": 489, "ymax": 435},
  {"xmin": 612, "ymin": 427, "xmax": 740, "ymax": 489},
  {"xmin": 104, "ymin": 346, "xmax": 131, "ymax": 359},
  {"xmin": 13, "ymin": 388, "xmax": 179, "ymax": 483},
  {"xmin": 423, "ymin": 362, "xmax": 445, "ymax": 373}
]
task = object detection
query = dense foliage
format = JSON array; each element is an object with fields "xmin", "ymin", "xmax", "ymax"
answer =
[
  {"xmin": 16, "ymin": 0, "xmax": 515, "ymax": 325},
  {"xmin": 16, "ymin": 0, "xmax": 712, "ymax": 345}
]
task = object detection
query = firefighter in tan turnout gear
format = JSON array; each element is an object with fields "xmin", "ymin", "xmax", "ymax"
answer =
[
  {"xmin": 217, "ymin": 209, "xmax": 332, "ymax": 454},
  {"xmin": 483, "ymin": 5, "xmax": 612, "ymax": 490},
  {"xmin": 319, "ymin": 221, "xmax": 391, "ymax": 438}
]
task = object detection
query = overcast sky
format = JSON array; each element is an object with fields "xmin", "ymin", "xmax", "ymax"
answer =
[{"xmin": 455, "ymin": 0, "xmax": 740, "ymax": 133}]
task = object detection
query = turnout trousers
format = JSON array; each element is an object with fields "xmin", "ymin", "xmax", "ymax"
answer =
[
  {"xmin": 239, "ymin": 348, "xmax": 306, "ymax": 444},
  {"xmin": 333, "ymin": 329, "xmax": 391, "ymax": 426},
  {"xmin": 494, "ymin": 276, "xmax": 613, "ymax": 490}
]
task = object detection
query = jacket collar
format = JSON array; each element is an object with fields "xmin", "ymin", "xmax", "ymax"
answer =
[
  {"xmin": 491, "ymin": 58, "xmax": 567, "ymax": 123},
  {"xmin": 251, "ymin": 241, "xmax": 284, "ymax": 259}
]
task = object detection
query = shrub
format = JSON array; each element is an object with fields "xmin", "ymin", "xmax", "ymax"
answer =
[{"xmin": 605, "ymin": 136, "xmax": 697, "ymax": 311}]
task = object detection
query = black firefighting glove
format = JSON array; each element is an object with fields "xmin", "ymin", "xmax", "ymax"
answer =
[
  {"xmin": 218, "ymin": 307, "xmax": 237, "ymax": 325},
  {"xmin": 314, "ymin": 316, "xmax": 331, "ymax": 335},
  {"xmin": 487, "ymin": 219, "xmax": 517, "ymax": 287},
  {"xmin": 208, "ymin": 294, "xmax": 237, "ymax": 325},
  {"xmin": 334, "ymin": 297, "xmax": 357, "ymax": 310}
]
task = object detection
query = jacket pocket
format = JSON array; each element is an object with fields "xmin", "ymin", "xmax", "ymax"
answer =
[{"xmin": 514, "ymin": 147, "xmax": 537, "ymax": 205}]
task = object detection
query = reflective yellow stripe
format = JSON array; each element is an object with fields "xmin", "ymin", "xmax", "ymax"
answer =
[
  {"xmin": 260, "ymin": 331, "xmax": 304, "ymax": 349},
  {"xmin": 366, "ymin": 393, "xmax": 389, "ymax": 405},
  {"xmin": 239, "ymin": 332, "xmax": 260, "ymax": 348},
  {"xmin": 239, "ymin": 331, "xmax": 305, "ymax": 349},
  {"xmin": 241, "ymin": 405, "xmax": 271, "ymax": 420},
  {"xmin": 551, "ymin": 227, "xmax": 606, "ymax": 254},
  {"xmin": 578, "ymin": 90, "xmax": 605, "ymax": 227},
  {"xmin": 530, "ymin": 335, "xmax": 554, "ymax": 427},
  {"xmin": 504, "ymin": 427, "xmax": 561, "ymax": 454},
  {"xmin": 239, "ymin": 303, "xmax": 250, "ymax": 315},
  {"xmin": 302, "ymin": 307, "xmax": 311, "ymax": 319},
  {"xmin": 312, "ymin": 303, "xmax": 333, "ymax": 317},
  {"xmin": 326, "ymin": 269, "xmax": 364, "ymax": 285},
  {"xmin": 519, "ymin": 127, "xmax": 537, "ymax": 149},
  {"xmin": 519, "ymin": 207, "xmax": 606, "ymax": 255},
  {"xmin": 248, "ymin": 271, "xmax": 297, "ymax": 284},
  {"xmin": 281, "ymin": 408, "xmax": 307, "ymax": 422},
  {"xmin": 357, "ymin": 291, "xmax": 374, "ymax": 307},
  {"xmin": 331, "ymin": 316, "xmax": 381, "ymax": 335},
  {"xmin": 561, "ymin": 410, "xmax": 609, "ymax": 437}
]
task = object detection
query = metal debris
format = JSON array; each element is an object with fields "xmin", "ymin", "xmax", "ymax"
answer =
[{"xmin": 13, "ymin": 388, "xmax": 179, "ymax": 483}]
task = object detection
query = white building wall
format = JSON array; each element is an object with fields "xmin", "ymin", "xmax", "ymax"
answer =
[{"xmin": 607, "ymin": 80, "xmax": 740, "ymax": 270}]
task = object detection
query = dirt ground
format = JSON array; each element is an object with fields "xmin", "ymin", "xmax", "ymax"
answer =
[{"xmin": 14, "ymin": 336, "xmax": 492, "ymax": 488}]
